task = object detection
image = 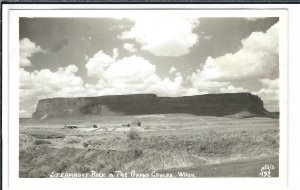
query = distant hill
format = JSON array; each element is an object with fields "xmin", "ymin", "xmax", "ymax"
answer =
[{"xmin": 32, "ymin": 93, "xmax": 274, "ymax": 119}]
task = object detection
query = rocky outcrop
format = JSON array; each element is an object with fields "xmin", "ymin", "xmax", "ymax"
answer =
[{"xmin": 32, "ymin": 93, "xmax": 270, "ymax": 118}]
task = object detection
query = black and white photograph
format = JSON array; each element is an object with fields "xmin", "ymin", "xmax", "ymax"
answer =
[
  {"xmin": 17, "ymin": 12, "xmax": 283, "ymax": 179},
  {"xmin": 5, "ymin": 4, "xmax": 298, "ymax": 190}
]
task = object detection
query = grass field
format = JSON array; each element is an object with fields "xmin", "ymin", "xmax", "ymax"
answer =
[{"xmin": 19, "ymin": 114, "xmax": 279, "ymax": 178}]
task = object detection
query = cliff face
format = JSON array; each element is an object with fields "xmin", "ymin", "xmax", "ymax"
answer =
[{"xmin": 32, "ymin": 93, "xmax": 269, "ymax": 118}]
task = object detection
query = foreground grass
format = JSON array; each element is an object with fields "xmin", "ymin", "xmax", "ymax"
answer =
[{"xmin": 19, "ymin": 125, "xmax": 279, "ymax": 177}]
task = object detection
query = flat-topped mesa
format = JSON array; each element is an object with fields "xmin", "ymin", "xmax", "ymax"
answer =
[{"xmin": 32, "ymin": 93, "xmax": 269, "ymax": 118}]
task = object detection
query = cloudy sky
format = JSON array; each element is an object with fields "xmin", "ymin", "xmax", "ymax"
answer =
[{"xmin": 19, "ymin": 16, "xmax": 279, "ymax": 117}]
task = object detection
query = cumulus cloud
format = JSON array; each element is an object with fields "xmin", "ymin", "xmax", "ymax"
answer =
[
  {"xmin": 175, "ymin": 72, "xmax": 182, "ymax": 77},
  {"xmin": 254, "ymin": 78, "xmax": 279, "ymax": 102},
  {"xmin": 189, "ymin": 70, "xmax": 229, "ymax": 93},
  {"xmin": 20, "ymin": 65, "xmax": 87, "ymax": 104},
  {"xmin": 113, "ymin": 48, "xmax": 119, "ymax": 59},
  {"xmin": 20, "ymin": 65, "xmax": 91, "ymax": 117},
  {"xmin": 199, "ymin": 32, "xmax": 212, "ymax": 41},
  {"xmin": 84, "ymin": 54, "xmax": 89, "ymax": 61},
  {"xmin": 187, "ymin": 22, "xmax": 278, "ymax": 96},
  {"xmin": 260, "ymin": 78, "xmax": 279, "ymax": 90},
  {"xmin": 169, "ymin": 67, "xmax": 177, "ymax": 74},
  {"xmin": 119, "ymin": 16, "xmax": 199, "ymax": 57},
  {"xmin": 20, "ymin": 38, "xmax": 45, "ymax": 67},
  {"xmin": 85, "ymin": 51, "xmax": 115, "ymax": 78},
  {"xmin": 220, "ymin": 85, "xmax": 249, "ymax": 93},
  {"xmin": 245, "ymin": 17, "xmax": 258, "ymax": 21},
  {"xmin": 183, "ymin": 88, "xmax": 208, "ymax": 96},
  {"xmin": 104, "ymin": 56, "xmax": 156, "ymax": 84},
  {"xmin": 198, "ymin": 22, "xmax": 278, "ymax": 82},
  {"xmin": 85, "ymin": 51, "xmax": 186, "ymax": 96},
  {"xmin": 189, "ymin": 72, "xmax": 249, "ymax": 95},
  {"xmin": 245, "ymin": 17, "xmax": 265, "ymax": 21},
  {"xmin": 123, "ymin": 43, "xmax": 137, "ymax": 53},
  {"xmin": 193, "ymin": 80, "xmax": 229, "ymax": 93},
  {"xmin": 19, "ymin": 56, "xmax": 191, "ymax": 116},
  {"xmin": 253, "ymin": 78, "xmax": 279, "ymax": 112}
]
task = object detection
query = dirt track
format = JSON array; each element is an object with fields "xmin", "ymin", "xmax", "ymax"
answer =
[{"xmin": 162, "ymin": 156, "xmax": 279, "ymax": 177}]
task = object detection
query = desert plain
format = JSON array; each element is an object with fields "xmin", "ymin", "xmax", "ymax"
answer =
[{"xmin": 19, "ymin": 113, "xmax": 279, "ymax": 178}]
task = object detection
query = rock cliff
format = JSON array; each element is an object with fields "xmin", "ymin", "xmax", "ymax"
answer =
[{"xmin": 32, "ymin": 93, "xmax": 270, "ymax": 118}]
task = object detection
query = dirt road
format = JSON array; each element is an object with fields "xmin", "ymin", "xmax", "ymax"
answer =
[{"xmin": 162, "ymin": 156, "xmax": 279, "ymax": 177}]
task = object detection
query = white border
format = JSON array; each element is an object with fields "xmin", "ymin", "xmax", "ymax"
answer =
[{"xmin": 2, "ymin": 4, "xmax": 296, "ymax": 190}]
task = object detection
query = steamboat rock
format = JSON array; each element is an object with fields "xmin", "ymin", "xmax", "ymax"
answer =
[{"xmin": 32, "ymin": 93, "xmax": 271, "ymax": 118}]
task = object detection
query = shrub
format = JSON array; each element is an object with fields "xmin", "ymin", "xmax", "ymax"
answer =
[
  {"xmin": 31, "ymin": 133, "xmax": 65, "ymax": 139},
  {"xmin": 30, "ymin": 165, "xmax": 52, "ymax": 178},
  {"xmin": 208, "ymin": 129, "xmax": 217, "ymax": 136},
  {"xmin": 96, "ymin": 157, "xmax": 106, "ymax": 170},
  {"xmin": 104, "ymin": 163, "xmax": 123, "ymax": 174},
  {"xmin": 33, "ymin": 139, "xmax": 51, "ymax": 145},
  {"xmin": 75, "ymin": 164, "xmax": 91, "ymax": 173},
  {"xmin": 56, "ymin": 160, "xmax": 69, "ymax": 173},
  {"xmin": 134, "ymin": 149, "xmax": 143, "ymax": 158},
  {"xmin": 127, "ymin": 128, "xmax": 141, "ymax": 141},
  {"xmin": 271, "ymin": 139, "xmax": 277, "ymax": 145},
  {"xmin": 199, "ymin": 145, "xmax": 207, "ymax": 151},
  {"xmin": 68, "ymin": 163, "xmax": 91, "ymax": 173},
  {"xmin": 83, "ymin": 142, "xmax": 89, "ymax": 148}
]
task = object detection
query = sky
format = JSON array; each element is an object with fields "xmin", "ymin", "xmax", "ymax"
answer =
[{"xmin": 19, "ymin": 16, "xmax": 279, "ymax": 117}]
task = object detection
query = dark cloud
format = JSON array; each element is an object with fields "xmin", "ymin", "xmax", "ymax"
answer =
[{"xmin": 50, "ymin": 38, "xmax": 68, "ymax": 52}]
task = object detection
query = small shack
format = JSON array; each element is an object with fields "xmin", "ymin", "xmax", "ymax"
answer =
[{"xmin": 64, "ymin": 125, "xmax": 78, "ymax": 129}]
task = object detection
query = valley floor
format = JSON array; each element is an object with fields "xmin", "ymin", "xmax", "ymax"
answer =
[{"xmin": 19, "ymin": 114, "xmax": 279, "ymax": 178}]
